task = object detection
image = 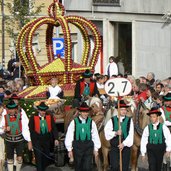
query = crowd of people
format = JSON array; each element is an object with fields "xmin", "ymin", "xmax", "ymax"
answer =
[{"xmin": 0, "ymin": 55, "xmax": 171, "ymax": 171}]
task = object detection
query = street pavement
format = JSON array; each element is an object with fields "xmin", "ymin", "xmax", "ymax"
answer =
[
  {"xmin": 21, "ymin": 164, "xmax": 149, "ymax": 171},
  {"xmin": 21, "ymin": 155, "xmax": 150, "ymax": 171}
]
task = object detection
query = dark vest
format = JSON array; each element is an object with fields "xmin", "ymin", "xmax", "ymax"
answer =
[
  {"xmin": 74, "ymin": 117, "xmax": 92, "ymax": 141},
  {"xmin": 110, "ymin": 116, "xmax": 131, "ymax": 147},
  {"xmin": 148, "ymin": 123, "xmax": 165, "ymax": 144},
  {"xmin": 163, "ymin": 106, "xmax": 171, "ymax": 122}
]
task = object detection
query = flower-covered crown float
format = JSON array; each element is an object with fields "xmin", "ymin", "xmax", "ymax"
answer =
[{"xmin": 17, "ymin": 0, "xmax": 101, "ymax": 98}]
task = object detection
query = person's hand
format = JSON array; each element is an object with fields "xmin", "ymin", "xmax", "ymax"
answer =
[
  {"xmin": 54, "ymin": 140, "xmax": 59, "ymax": 146},
  {"xmin": 118, "ymin": 143, "xmax": 124, "ymax": 151},
  {"xmin": 94, "ymin": 150, "xmax": 98, "ymax": 157},
  {"xmin": 116, "ymin": 129, "xmax": 122, "ymax": 136},
  {"xmin": 68, "ymin": 151, "xmax": 74, "ymax": 163},
  {"xmin": 6, "ymin": 126, "xmax": 10, "ymax": 132},
  {"xmin": 68, "ymin": 151, "xmax": 73, "ymax": 158},
  {"xmin": 141, "ymin": 155, "xmax": 146, "ymax": 162},
  {"xmin": 28, "ymin": 141, "xmax": 33, "ymax": 151},
  {"xmin": 165, "ymin": 151, "xmax": 170, "ymax": 158}
]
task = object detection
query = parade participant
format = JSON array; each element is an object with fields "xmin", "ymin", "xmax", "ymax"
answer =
[
  {"xmin": 159, "ymin": 92, "xmax": 171, "ymax": 170},
  {"xmin": 3, "ymin": 94, "xmax": 29, "ymax": 126},
  {"xmin": 29, "ymin": 102, "xmax": 59, "ymax": 171},
  {"xmin": 140, "ymin": 107, "xmax": 171, "ymax": 171},
  {"xmin": 160, "ymin": 92, "xmax": 171, "ymax": 127},
  {"xmin": 2, "ymin": 100, "xmax": 32, "ymax": 171},
  {"xmin": 46, "ymin": 77, "xmax": 63, "ymax": 99},
  {"xmin": 65, "ymin": 102, "xmax": 101, "ymax": 171},
  {"xmin": 104, "ymin": 100, "xmax": 134, "ymax": 171},
  {"xmin": 73, "ymin": 69, "xmax": 100, "ymax": 107},
  {"xmin": 106, "ymin": 56, "xmax": 118, "ymax": 78},
  {"xmin": 0, "ymin": 104, "xmax": 5, "ymax": 171}
]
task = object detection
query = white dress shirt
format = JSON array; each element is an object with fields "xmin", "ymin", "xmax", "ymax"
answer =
[
  {"xmin": 0, "ymin": 109, "xmax": 6, "ymax": 134},
  {"xmin": 140, "ymin": 121, "xmax": 171, "ymax": 156},
  {"xmin": 104, "ymin": 116, "xmax": 134, "ymax": 147},
  {"xmin": 65, "ymin": 116, "xmax": 101, "ymax": 152}
]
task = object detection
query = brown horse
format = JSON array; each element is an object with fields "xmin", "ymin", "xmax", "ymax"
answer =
[{"xmin": 130, "ymin": 102, "xmax": 150, "ymax": 171}]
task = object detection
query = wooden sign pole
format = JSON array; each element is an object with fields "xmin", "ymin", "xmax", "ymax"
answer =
[{"xmin": 117, "ymin": 95, "xmax": 122, "ymax": 171}]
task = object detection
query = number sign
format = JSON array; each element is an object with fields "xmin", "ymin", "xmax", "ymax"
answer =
[{"xmin": 104, "ymin": 78, "xmax": 132, "ymax": 96}]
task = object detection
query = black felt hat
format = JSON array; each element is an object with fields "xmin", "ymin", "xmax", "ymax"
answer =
[
  {"xmin": 82, "ymin": 69, "xmax": 93, "ymax": 78},
  {"xmin": 147, "ymin": 107, "xmax": 161, "ymax": 116},
  {"xmin": 6, "ymin": 100, "xmax": 18, "ymax": 109},
  {"xmin": 115, "ymin": 100, "xmax": 130, "ymax": 109},
  {"xmin": 163, "ymin": 93, "xmax": 171, "ymax": 101},
  {"xmin": 37, "ymin": 102, "xmax": 49, "ymax": 111},
  {"xmin": 78, "ymin": 102, "xmax": 91, "ymax": 112},
  {"xmin": 10, "ymin": 93, "xmax": 20, "ymax": 100}
]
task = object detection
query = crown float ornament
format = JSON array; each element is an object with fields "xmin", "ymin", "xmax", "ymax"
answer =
[{"xmin": 17, "ymin": 0, "xmax": 101, "ymax": 98}]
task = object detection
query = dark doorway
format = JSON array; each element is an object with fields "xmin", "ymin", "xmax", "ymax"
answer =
[{"xmin": 118, "ymin": 23, "xmax": 132, "ymax": 75}]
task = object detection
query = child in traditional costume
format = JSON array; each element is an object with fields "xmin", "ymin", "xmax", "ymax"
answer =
[
  {"xmin": 65, "ymin": 102, "xmax": 101, "ymax": 171},
  {"xmin": 140, "ymin": 107, "xmax": 171, "ymax": 171},
  {"xmin": 104, "ymin": 100, "xmax": 134, "ymax": 171}
]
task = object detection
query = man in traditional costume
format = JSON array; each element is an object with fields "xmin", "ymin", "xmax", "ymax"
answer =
[
  {"xmin": 73, "ymin": 69, "xmax": 99, "ymax": 107},
  {"xmin": 2, "ymin": 100, "xmax": 32, "ymax": 171},
  {"xmin": 29, "ymin": 102, "xmax": 59, "ymax": 171}
]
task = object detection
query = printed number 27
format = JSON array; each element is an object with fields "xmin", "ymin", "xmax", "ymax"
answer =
[{"xmin": 108, "ymin": 81, "xmax": 128, "ymax": 94}]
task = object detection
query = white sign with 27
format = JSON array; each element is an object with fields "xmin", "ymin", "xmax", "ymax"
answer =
[{"xmin": 104, "ymin": 78, "xmax": 132, "ymax": 97}]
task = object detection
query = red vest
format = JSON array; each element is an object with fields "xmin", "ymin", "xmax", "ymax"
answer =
[
  {"xmin": 34, "ymin": 115, "xmax": 52, "ymax": 134},
  {"xmin": 80, "ymin": 81, "xmax": 95, "ymax": 96}
]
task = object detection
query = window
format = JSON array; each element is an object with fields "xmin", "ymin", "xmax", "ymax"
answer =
[{"xmin": 92, "ymin": 0, "xmax": 120, "ymax": 6}]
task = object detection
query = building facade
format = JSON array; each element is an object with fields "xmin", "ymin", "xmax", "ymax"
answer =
[
  {"xmin": 1, "ymin": 0, "xmax": 171, "ymax": 80},
  {"xmin": 64, "ymin": 0, "xmax": 171, "ymax": 79}
]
